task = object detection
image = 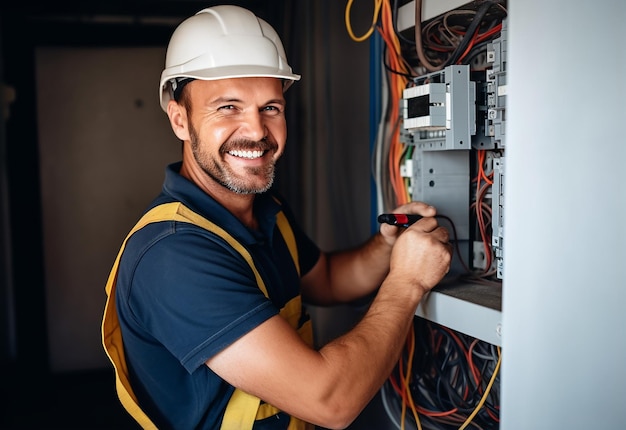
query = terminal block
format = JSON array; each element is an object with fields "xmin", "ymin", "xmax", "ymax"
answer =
[
  {"xmin": 485, "ymin": 18, "xmax": 508, "ymax": 149},
  {"xmin": 402, "ymin": 65, "xmax": 476, "ymax": 151}
]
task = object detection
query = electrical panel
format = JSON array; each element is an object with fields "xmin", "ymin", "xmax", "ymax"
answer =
[{"xmin": 400, "ymin": 20, "xmax": 508, "ymax": 280}]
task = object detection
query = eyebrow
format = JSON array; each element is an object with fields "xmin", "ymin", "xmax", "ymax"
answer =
[
  {"xmin": 209, "ymin": 97, "xmax": 241, "ymax": 105},
  {"xmin": 210, "ymin": 96, "xmax": 285, "ymax": 106}
]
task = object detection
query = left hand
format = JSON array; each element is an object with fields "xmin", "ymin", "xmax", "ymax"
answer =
[{"xmin": 379, "ymin": 201, "xmax": 437, "ymax": 247}]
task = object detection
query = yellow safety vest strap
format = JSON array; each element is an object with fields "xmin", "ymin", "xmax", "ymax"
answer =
[
  {"xmin": 222, "ymin": 206, "xmax": 313, "ymax": 429},
  {"xmin": 221, "ymin": 389, "xmax": 261, "ymax": 430},
  {"xmin": 276, "ymin": 210, "xmax": 299, "ymax": 276},
  {"xmin": 102, "ymin": 201, "xmax": 312, "ymax": 429}
]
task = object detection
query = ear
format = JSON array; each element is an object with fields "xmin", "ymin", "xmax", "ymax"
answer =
[{"xmin": 166, "ymin": 99, "xmax": 190, "ymax": 141}]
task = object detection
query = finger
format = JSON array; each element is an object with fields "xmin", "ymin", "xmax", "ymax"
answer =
[
  {"xmin": 406, "ymin": 216, "xmax": 439, "ymax": 233},
  {"xmin": 435, "ymin": 225, "xmax": 450, "ymax": 243},
  {"xmin": 392, "ymin": 201, "xmax": 437, "ymax": 217},
  {"xmin": 407, "ymin": 222, "xmax": 450, "ymax": 246},
  {"xmin": 379, "ymin": 222, "xmax": 401, "ymax": 236}
]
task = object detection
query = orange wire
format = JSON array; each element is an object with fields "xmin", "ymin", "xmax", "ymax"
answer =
[
  {"xmin": 487, "ymin": 405, "xmax": 500, "ymax": 422},
  {"xmin": 377, "ymin": 26, "xmax": 402, "ymax": 203},
  {"xmin": 418, "ymin": 406, "xmax": 459, "ymax": 417},
  {"xmin": 475, "ymin": 184, "xmax": 492, "ymax": 272},
  {"xmin": 396, "ymin": 341, "xmax": 409, "ymax": 428},
  {"xmin": 474, "ymin": 151, "xmax": 494, "ymax": 272},
  {"xmin": 403, "ymin": 324, "xmax": 421, "ymax": 428},
  {"xmin": 377, "ymin": 0, "xmax": 412, "ymax": 206}
]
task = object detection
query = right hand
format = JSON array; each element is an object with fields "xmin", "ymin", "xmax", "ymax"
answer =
[{"xmin": 387, "ymin": 216, "xmax": 452, "ymax": 298}]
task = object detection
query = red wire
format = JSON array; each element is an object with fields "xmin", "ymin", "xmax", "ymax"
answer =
[
  {"xmin": 467, "ymin": 339, "xmax": 483, "ymax": 389},
  {"xmin": 477, "ymin": 23, "xmax": 502, "ymax": 43},
  {"xmin": 457, "ymin": 28, "xmax": 479, "ymax": 64},
  {"xmin": 457, "ymin": 23, "xmax": 504, "ymax": 64},
  {"xmin": 474, "ymin": 150, "xmax": 495, "ymax": 272}
]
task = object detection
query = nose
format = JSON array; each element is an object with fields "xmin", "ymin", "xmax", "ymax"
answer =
[{"xmin": 241, "ymin": 110, "xmax": 267, "ymax": 142}]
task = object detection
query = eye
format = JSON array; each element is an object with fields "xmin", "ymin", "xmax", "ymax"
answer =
[
  {"xmin": 262, "ymin": 105, "xmax": 282, "ymax": 115},
  {"xmin": 218, "ymin": 105, "xmax": 236, "ymax": 111}
]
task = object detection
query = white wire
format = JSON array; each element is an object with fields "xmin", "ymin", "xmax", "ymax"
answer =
[
  {"xmin": 380, "ymin": 381, "xmax": 419, "ymax": 430},
  {"xmin": 380, "ymin": 382, "xmax": 403, "ymax": 430},
  {"xmin": 374, "ymin": 57, "xmax": 390, "ymax": 214}
]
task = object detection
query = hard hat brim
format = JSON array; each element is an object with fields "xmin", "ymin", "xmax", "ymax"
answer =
[{"xmin": 159, "ymin": 66, "xmax": 300, "ymax": 111}]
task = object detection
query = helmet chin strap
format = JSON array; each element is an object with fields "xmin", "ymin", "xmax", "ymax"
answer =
[{"xmin": 171, "ymin": 78, "xmax": 195, "ymax": 102}]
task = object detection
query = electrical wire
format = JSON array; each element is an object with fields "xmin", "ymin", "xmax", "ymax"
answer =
[
  {"xmin": 382, "ymin": 381, "xmax": 405, "ymax": 429},
  {"xmin": 379, "ymin": 0, "xmax": 413, "ymax": 207},
  {"xmin": 459, "ymin": 347, "xmax": 501, "ymax": 430},
  {"xmin": 414, "ymin": 0, "xmax": 507, "ymax": 72},
  {"xmin": 354, "ymin": 0, "xmax": 415, "ymax": 210},
  {"xmin": 443, "ymin": 1, "xmax": 497, "ymax": 67},
  {"xmin": 386, "ymin": 319, "xmax": 501, "ymax": 429},
  {"xmin": 402, "ymin": 324, "xmax": 422, "ymax": 430},
  {"xmin": 345, "ymin": 0, "xmax": 384, "ymax": 42},
  {"xmin": 473, "ymin": 150, "xmax": 495, "ymax": 276},
  {"xmin": 413, "ymin": 0, "xmax": 442, "ymax": 71},
  {"xmin": 372, "ymin": 56, "xmax": 391, "ymax": 213},
  {"xmin": 392, "ymin": 0, "xmax": 416, "ymax": 45}
]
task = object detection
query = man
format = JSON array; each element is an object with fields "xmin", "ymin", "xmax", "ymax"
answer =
[{"xmin": 102, "ymin": 5, "xmax": 451, "ymax": 430}]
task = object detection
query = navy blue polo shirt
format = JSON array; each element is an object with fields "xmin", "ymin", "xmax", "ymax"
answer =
[{"xmin": 115, "ymin": 162, "xmax": 320, "ymax": 429}]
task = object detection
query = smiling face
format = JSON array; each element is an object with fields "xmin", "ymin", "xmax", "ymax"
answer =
[{"xmin": 173, "ymin": 77, "xmax": 287, "ymax": 195}]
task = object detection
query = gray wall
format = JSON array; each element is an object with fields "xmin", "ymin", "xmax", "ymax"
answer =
[
  {"xmin": 289, "ymin": 0, "xmax": 373, "ymax": 251},
  {"xmin": 35, "ymin": 46, "xmax": 181, "ymax": 371}
]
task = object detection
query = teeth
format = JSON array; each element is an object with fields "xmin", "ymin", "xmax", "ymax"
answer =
[{"xmin": 228, "ymin": 150, "xmax": 264, "ymax": 159}]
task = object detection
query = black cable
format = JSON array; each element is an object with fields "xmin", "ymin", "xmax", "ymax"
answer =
[
  {"xmin": 434, "ymin": 214, "xmax": 473, "ymax": 274},
  {"xmin": 402, "ymin": 319, "xmax": 500, "ymax": 428},
  {"xmin": 381, "ymin": 38, "xmax": 415, "ymax": 79},
  {"xmin": 389, "ymin": 318, "xmax": 501, "ymax": 428},
  {"xmin": 462, "ymin": 40, "xmax": 491, "ymax": 68},
  {"xmin": 444, "ymin": 1, "xmax": 497, "ymax": 67},
  {"xmin": 393, "ymin": 0, "xmax": 415, "ymax": 45}
]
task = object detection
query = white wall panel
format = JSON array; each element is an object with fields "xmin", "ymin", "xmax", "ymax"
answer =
[{"xmin": 501, "ymin": 1, "xmax": 626, "ymax": 428}]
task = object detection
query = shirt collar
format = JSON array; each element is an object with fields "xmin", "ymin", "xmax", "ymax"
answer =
[{"xmin": 159, "ymin": 162, "xmax": 280, "ymax": 245}]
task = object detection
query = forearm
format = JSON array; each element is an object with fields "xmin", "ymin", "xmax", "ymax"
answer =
[
  {"xmin": 209, "ymin": 282, "xmax": 424, "ymax": 430},
  {"xmin": 313, "ymin": 274, "xmax": 423, "ymax": 426},
  {"xmin": 305, "ymin": 233, "xmax": 393, "ymax": 305}
]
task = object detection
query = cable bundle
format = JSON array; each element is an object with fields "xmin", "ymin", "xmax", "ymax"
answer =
[
  {"xmin": 471, "ymin": 150, "xmax": 496, "ymax": 278},
  {"xmin": 346, "ymin": 0, "xmax": 416, "ymax": 210},
  {"xmin": 383, "ymin": 318, "xmax": 501, "ymax": 430},
  {"xmin": 413, "ymin": 0, "xmax": 507, "ymax": 73}
]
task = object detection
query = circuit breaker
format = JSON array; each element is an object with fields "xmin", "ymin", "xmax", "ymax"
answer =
[
  {"xmin": 485, "ymin": 18, "xmax": 507, "ymax": 279},
  {"xmin": 401, "ymin": 65, "xmax": 475, "ymax": 272}
]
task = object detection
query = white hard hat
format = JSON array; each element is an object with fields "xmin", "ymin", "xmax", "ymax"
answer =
[{"xmin": 159, "ymin": 5, "xmax": 300, "ymax": 111}]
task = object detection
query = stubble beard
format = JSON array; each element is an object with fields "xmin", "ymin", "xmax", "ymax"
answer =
[{"xmin": 189, "ymin": 122, "xmax": 278, "ymax": 195}]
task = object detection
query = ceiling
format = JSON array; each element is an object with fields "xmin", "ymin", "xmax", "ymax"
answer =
[
  {"xmin": 1, "ymin": 0, "xmax": 278, "ymax": 19},
  {"xmin": 0, "ymin": 1, "xmax": 291, "ymax": 47}
]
